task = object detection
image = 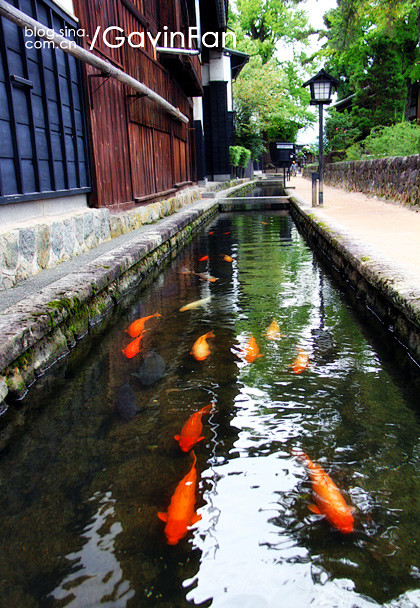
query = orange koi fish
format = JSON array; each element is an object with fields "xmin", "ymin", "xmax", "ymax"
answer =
[
  {"xmin": 222, "ymin": 255, "xmax": 233, "ymax": 262},
  {"xmin": 121, "ymin": 331, "xmax": 146, "ymax": 359},
  {"xmin": 242, "ymin": 335, "xmax": 264, "ymax": 363},
  {"xmin": 158, "ymin": 451, "xmax": 202, "ymax": 545},
  {"xmin": 199, "ymin": 255, "xmax": 209, "ymax": 261},
  {"xmin": 190, "ymin": 331, "xmax": 215, "ymax": 361},
  {"xmin": 290, "ymin": 348, "xmax": 309, "ymax": 374},
  {"xmin": 175, "ymin": 404, "xmax": 213, "ymax": 452},
  {"xmin": 223, "ymin": 231, "xmax": 230, "ymax": 235},
  {"xmin": 265, "ymin": 318, "xmax": 283, "ymax": 340},
  {"xmin": 193, "ymin": 272, "xmax": 219, "ymax": 283},
  {"xmin": 261, "ymin": 221, "xmax": 269, "ymax": 225},
  {"xmin": 208, "ymin": 231, "xmax": 215, "ymax": 235},
  {"xmin": 126, "ymin": 312, "xmax": 161, "ymax": 338},
  {"xmin": 294, "ymin": 450, "xmax": 355, "ymax": 534}
]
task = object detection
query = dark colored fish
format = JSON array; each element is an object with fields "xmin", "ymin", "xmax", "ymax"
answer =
[
  {"xmin": 132, "ymin": 351, "xmax": 166, "ymax": 386},
  {"xmin": 312, "ymin": 328, "xmax": 334, "ymax": 351},
  {"xmin": 115, "ymin": 380, "xmax": 138, "ymax": 421},
  {"xmin": 312, "ymin": 328, "xmax": 336, "ymax": 362}
]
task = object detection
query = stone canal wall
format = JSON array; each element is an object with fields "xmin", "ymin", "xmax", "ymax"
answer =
[
  {"xmin": 0, "ymin": 188, "xmax": 201, "ymax": 291},
  {"xmin": 0, "ymin": 197, "xmax": 219, "ymax": 411},
  {"xmin": 303, "ymin": 155, "xmax": 420, "ymax": 209},
  {"xmin": 288, "ymin": 193, "xmax": 420, "ymax": 365}
]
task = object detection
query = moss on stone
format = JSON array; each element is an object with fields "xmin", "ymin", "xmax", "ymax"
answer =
[{"xmin": 47, "ymin": 297, "xmax": 80, "ymax": 314}]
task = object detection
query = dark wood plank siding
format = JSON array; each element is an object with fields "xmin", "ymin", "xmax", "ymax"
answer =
[
  {"xmin": 74, "ymin": 0, "xmax": 197, "ymax": 209},
  {"xmin": 129, "ymin": 124, "xmax": 155, "ymax": 197},
  {"xmin": 0, "ymin": 0, "xmax": 90, "ymax": 205},
  {"xmin": 86, "ymin": 70, "xmax": 132, "ymax": 207}
]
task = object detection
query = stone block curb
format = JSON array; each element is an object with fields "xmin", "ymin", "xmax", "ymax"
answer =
[
  {"xmin": 0, "ymin": 187, "xmax": 205, "ymax": 292},
  {"xmin": 0, "ymin": 197, "xmax": 218, "ymax": 402}
]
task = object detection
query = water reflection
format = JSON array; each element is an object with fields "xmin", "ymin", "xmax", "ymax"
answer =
[
  {"xmin": 0, "ymin": 213, "xmax": 418, "ymax": 607},
  {"xmin": 50, "ymin": 492, "xmax": 133, "ymax": 607},
  {"xmin": 185, "ymin": 214, "xmax": 420, "ymax": 607}
]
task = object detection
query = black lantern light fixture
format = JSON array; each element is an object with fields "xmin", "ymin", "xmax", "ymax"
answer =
[{"xmin": 303, "ymin": 69, "xmax": 339, "ymax": 206}]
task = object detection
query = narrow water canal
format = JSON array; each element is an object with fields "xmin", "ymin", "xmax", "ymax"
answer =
[{"xmin": 0, "ymin": 212, "xmax": 419, "ymax": 607}]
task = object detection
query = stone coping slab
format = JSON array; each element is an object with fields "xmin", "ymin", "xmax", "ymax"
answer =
[{"xmin": 287, "ymin": 190, "xmax": 420, "ymax": 364}]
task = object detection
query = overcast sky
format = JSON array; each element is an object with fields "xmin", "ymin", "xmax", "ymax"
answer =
[{"xmin": 302, "ymin": 0, "xmax": 337, "ymax": 29}]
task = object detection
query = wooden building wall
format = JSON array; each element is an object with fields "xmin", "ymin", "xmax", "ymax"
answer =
[
  {"xmin": 0, "ymin": 0, "xmax": 90, "ymax": 206},
  {"xmin": 73, "ymin": 0, "xmax": 197, "ymax": 210}
]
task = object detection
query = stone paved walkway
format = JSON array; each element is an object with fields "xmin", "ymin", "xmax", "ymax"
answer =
[{"xmin": 288, "ymin": 175, "xmax": 420, "ymax": 284}]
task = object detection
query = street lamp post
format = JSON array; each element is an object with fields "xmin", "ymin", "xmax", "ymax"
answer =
[{"xmin": 303, "ymin": 69, "xmax": 339, "ymax": 207}]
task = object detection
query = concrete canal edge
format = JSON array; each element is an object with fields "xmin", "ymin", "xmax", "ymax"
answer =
[
  {"xmin": 288, "ymin": 191, "xmax": 420, "ymax": 366},
  {"xmin": 0, "ymin": 197, "xmax": 220, "ymax": 409}
]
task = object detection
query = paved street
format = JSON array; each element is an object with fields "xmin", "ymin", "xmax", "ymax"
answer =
[{"xmin": 288, "ymin": 175, "xmax": 420, "ymax": 284}]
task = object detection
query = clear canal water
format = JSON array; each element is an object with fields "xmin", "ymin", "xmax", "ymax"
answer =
[{"xmin": 0, "ymin": 211, "xmax": 419, "ymax": 608}]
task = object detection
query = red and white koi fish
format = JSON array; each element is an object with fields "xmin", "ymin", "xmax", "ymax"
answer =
[
  {"xmin": 294, "ymin": 450, "xmax": 355, "ymax": 534},
  {"xmin": 158, "ymin": 451, "xmax": 202, "ymax": 545},
  {"xmin": 193, "ymin": 272, "xmax": 219, "ymax": 283},
  {"xmin": 178, "ymin": 267, "xmax": 192, "ymax": 275},
  {"xmin": 175, "ymin": 404, "xmax": 213, "ymax": 452}
]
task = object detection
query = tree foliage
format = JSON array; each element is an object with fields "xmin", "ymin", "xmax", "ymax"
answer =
[
  {"xmin": 324, "ymin": 108, "xmax": 362, "ymax": 152},
  {"xmin": 346, "ymin": 121, "xmax": 420, "ymax": 160},
  {"xmin": 233, "ymin": 55, "xmax": 314, "ymax": 151},
  {"xmin": 323, "ymin": 0, "xmax": 420, "ymax": 137},
  {"xmin": 230, "ymin": 0, "xmax": 315, "ymax": 153},
  {"xmin": 232, "ymin": 0, "xmax": 309, "ymax": 64}
]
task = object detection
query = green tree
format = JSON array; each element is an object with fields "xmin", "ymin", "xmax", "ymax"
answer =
[
  {"xmin": 323, "ymin": 0, "xmax": 420, "ymax": 136},
  {"xmin": 346, "ymin": 121, "xmax": 420, "ymax": 160},
  {"xmin": 324, "ymin": 108, "xmax": 362, "ymax": 152},
  {"xmin": 230, "ymin": 0, "xmax": 316, "ymax": 149},
  {"xmin": 231, "ymin": 0, "xmax": 309, "ymax": 64},
  {"xmin": 233, "ymin": 55, "xmax": 314, "ymax": 148}
]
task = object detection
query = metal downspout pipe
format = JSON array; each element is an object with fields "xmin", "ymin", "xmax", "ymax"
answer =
[{"xmin": 0, "ymin": 0, "xmax": 190, "ymax": 124}]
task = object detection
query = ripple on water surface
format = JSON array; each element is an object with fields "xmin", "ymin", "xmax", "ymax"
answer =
[{"xmin": 0, "ymin": 212, "xmax": 419, "ymax": 607}]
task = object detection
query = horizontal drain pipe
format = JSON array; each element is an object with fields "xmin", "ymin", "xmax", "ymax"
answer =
[{"xmin": 0, "ymin": 0, "xmax": 189, "ymax": 124}]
